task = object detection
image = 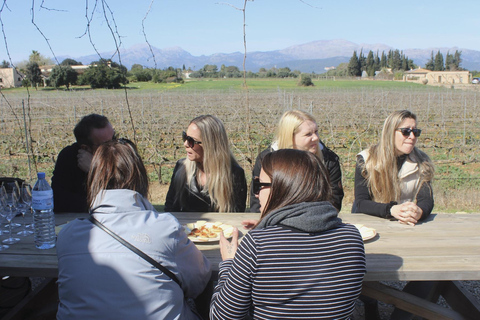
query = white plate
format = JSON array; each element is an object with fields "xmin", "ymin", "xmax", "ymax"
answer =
[
  {"xmin": 184, "ymin": 221, "xmax": 234, "ymax": 242},
  {"xmin": 353, "ymin": 224, "xmax": 377, "ymax": 241}
]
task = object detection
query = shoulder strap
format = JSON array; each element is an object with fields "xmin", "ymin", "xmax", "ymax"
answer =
[{"xmin": 87, "ymin": 215, "xmax": 181, "ymax": 287}]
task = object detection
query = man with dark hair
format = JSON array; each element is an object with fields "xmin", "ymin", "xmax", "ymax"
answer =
[{"xmin": 52, "ymin": 114, "xmax": 115, "ymax": 213}]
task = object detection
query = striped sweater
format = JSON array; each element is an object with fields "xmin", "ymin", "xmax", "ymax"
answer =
[{"xmin": 210, "ymin": 223, "xmax": 366, "ymax": 320}]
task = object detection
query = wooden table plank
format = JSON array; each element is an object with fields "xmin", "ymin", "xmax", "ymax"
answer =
[{"xmin": 1, "ymin": 212, "xmax": 479, "ymax": 282}]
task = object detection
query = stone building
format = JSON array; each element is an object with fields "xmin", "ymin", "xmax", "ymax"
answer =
[
  {"xmin": 404, "ymin": 68, "xmax": 470, "ymax": 85},
  {"xmin": 0, "ymin": 67, "xmax": 23, "ymax": 88}
]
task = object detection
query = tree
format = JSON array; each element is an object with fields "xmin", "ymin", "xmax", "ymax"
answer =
[
  {"xmin": 347, "ymin": 51, "xmax": 361, "ymax": 76},
  {"xmin": 49, "ymin": 65, "xmax": 78, "ymax": 89},
  {"xmin": 358, "ymin": 50, "xmax": 366, "ymax": 71},
  {"xmin": 130, "ymin": 64, "xmax": 143, "ymax": 71},
  {"xmin": 81, "ymin": 60, "xmax": 128, "ymax": 89},
  {"xmin": 391, "ymin": 50, "xmax": 402, "ymax": 70},
  {"xmin": 425, "ymin": 51, "xmax": 435, "ymax": 71},
  {"xmin": 380, "ymin": 51, "xmax": 387, "ymax": 68},
  {"xmin": 366, "ymin": 51, "xmax": 375, "ymax": 76},
  {"xmin": 60, "ymin": 58, "xmax": 82, "ymax": 66},
  {"xmin": 277, "ymin": 67, "xmax": 293, "ymax": 78},
  {"xmin": 28, "ymin": 50, "xmax": 53, "ymax": 65},
  {"xmin": 453, "ymin": 50, "xmax": 462, "ymax": 70},
  {"xmin": 434, "ymin": 51, "xmax": 444, "ymax": 71},
  {"xmin": 1, "ymin": 60, "xmax": 10, "ymax": 68},
  {"xmin": 25, "ymin": 62, "xmax": 42, "ymax": 88},
  {"xmin": 299, "ymin": 75, "xmax": 314, "ymax": 86}
]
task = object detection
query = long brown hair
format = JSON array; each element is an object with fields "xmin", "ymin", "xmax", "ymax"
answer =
[
  {"xmin": 87, "ymin": 139, "xmax": 149, "ymax": 208},
  {"xmin": 260, "ymin": 149, "xmax": 332, "ymax": 218}
]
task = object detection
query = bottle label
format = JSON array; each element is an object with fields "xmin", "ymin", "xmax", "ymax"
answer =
[{"xmin": 32, "ymin": 190, "xmax": 54, "ymax": 210}]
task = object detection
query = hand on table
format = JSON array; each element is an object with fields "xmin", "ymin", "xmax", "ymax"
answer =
[
  {"xmin": 77, "ymin": 148, "xmax": 93, "ymax": 173},
  {"xmin": 241, "ymin": 219, "xmax": 258, "ymax": 230},
  {"xmin": 219, "ymin": 227, "xmax": 238, "ymax": 260},
  {"xmin": 390, "ymin": 202, "xmax": 423, "ymax": 226}
]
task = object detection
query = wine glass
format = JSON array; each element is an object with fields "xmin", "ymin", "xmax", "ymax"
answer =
[
  {"xmin": 2, "ymin": 188, "xmax": 20, "ymax": 244},
  {"xmin": 0, "ymin": 189, "xmax": 10, "ymax": 250},
  {"xmin": 17, "ymin": 183, "xmax": 34, "ymax": 236},
  {"xmin": 2, "ymin": 181, "xmax": 21, "ymax": 229}
]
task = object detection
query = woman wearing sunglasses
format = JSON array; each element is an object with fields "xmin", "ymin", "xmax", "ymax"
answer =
[
  {"xmin": 210, "ymin": 149, "xmax": 366, "ymax": 319},
  {"xmin": 165, "ymin": 115, "xmax": 247, "ymax": 212},
  {"xmin": 352, "ymin": 109, "xmax": 435, "ymax": 225},
  {"xmin": 250, "ymin": 110, "xmax": 344, "ymax": 213}
]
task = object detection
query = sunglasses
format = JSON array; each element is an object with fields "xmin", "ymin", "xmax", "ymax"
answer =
[
  {"xmin": 252, "ymin": 176, "xmax": 272, "ymax": 195},
  {"xmin": 397, "ymin": 128, "xmax": 422, "ymax": 138},
  {"xmin": 182, "ymin": 131, "xmax": 202, "ymax": 148}
]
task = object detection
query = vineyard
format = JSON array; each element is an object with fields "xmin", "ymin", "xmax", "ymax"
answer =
[{"xmin": 1, "ymin": 80, "xmax": 480, "ymax": 212}]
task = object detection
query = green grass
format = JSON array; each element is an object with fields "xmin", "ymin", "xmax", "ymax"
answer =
[
  {"xmin": 3, "ymin": 77, "xmax": 443, "ymax": 94},
  {"xmin": 126, "ymin": 78, "xmax": 429, "ymax": 91}
]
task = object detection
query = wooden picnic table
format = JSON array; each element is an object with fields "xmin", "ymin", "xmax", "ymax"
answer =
[{"xmin": 1, "ymin": 211, "xmax": 480, "ymax": 319}]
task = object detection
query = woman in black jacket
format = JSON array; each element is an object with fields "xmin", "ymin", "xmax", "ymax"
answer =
[{"xmin": 165, "ymin": 115, "xmax": 247, "ymax": 212}]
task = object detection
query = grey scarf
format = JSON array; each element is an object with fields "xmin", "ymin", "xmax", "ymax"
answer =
[{"xmin": 255, "ymin": 201, "xmax": 342, "ymax": 233}]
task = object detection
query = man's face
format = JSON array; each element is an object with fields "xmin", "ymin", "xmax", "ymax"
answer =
[{"xmin": 88, "ymin": 123, "xmax": 115, "ymax": 153}]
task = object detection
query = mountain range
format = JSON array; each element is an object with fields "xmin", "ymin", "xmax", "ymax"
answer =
[{"xmin": 69, "ymin": 39, "xmax": 480, "ymax": 73}]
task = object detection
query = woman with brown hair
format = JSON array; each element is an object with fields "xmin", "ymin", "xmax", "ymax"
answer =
[
  {"xmin": 210, "ymin": 149, "xmax": 365, "ymax": 319},
  {"xmin": 352, "ymin": 110, "xmax": 435, "ymax": 225},
  {"xmin": 57, "ymin": 139, "xmax": 211, "ymax": 320}
]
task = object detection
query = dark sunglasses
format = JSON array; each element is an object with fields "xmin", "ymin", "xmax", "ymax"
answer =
[
  {"xmin": 397, "ymin": 128, "xmax": 422, "ymax": 138},
  {"xmin": 182, "ymin": 131, "xmax": 202, "ymax": 148},
  {"xmin": 252, "ymin": 176, "xmax": 272, "ymax": 195}
]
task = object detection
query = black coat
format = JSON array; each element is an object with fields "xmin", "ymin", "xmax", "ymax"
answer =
[
  {"xmin": 164, "ymin": 159, "xmax": 247, "ymax": 212},
  {"xmin": 51, "ymin": 143, "xmax": 88, "ymax": 213}
]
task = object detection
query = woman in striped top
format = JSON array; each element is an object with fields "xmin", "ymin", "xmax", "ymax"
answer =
[{"xmin": 210, "ymin": 149, "xmax": 366, "ymax": 320}]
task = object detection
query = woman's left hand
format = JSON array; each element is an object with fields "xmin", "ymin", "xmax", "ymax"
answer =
[{"xmin": 219, "ymin": 227, "xmax": 239, "ymax": 260}]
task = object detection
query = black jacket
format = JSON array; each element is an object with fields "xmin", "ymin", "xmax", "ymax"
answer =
[
  {"xmin": 51, "ymin": 143, "xmax": 88, "ymax": 213},
  {"xmin": 249, "ymin": 142, "xmax": 344, "ymax": 212},
  {"xmin": 351, "ymin": 154, "xmax": 434, "ymax": 220},
  {"xmin": 164, "ymin": 159, "xmax": 247, "ymax": 212}
]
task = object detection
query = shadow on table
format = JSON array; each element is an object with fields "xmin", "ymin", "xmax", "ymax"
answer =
[
  {"xmin": 364, "ymin": 253, "xmax": 403, "ymax": 281},
  {"xmin": 418, "ymin": 213, "xmax": 437, "ymax": 224}
]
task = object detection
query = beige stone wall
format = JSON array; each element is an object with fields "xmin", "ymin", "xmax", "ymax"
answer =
[
  {"xmin": 426, "ymin": 71, "xmax": 470, "ymax": 85},
  {"xmin": 0, "ymin": 68, "xmax": 23, "ymax": 88}
]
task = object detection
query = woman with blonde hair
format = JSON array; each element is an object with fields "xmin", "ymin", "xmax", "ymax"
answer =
[
  {"xmin": 250, "ymin": 110, "xmax": 344, "ymax": 212},
  {"xmin": 352, "ymin": 109, "xmax": 435, "ymax": 225},
  {"xmin": 211, "ymin": 149, "xmax": 365, "ymax": 319},
  {"xmin": 165, "ymin": 115, "xmax": 247, "ymax": 212},
  {"xmin": 57, "ymin": 139, "xmax": 211, "ymax": 319}
]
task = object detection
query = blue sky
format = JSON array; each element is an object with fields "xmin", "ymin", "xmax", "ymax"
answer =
[{"xmin": 1, "ymin": 0, "xmax": 479, "ymax": 63}]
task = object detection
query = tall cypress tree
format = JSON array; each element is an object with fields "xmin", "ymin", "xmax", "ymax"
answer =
[
  {"xmin": 425, "ymin": 51, "xmax": 435, "ymax": 70},
  {"xmin": 347, "ymin": 51, "xmax": 361, "ymax": 76},
  {"xmin": 434, "ymin": 51, "xmax": 444, "ymax": 71},
  {"xmin": 380, "ymin": 51, "xmax": 387, "ymax": 68}
]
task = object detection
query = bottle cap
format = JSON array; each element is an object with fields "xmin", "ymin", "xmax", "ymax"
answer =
[{"xmin": 37, "ymin": 172, "xmax": 46, "ymax": 179}]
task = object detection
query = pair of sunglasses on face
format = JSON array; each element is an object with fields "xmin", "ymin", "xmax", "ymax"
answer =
[
  {"xmin": 397, "ymin": 128, "xmax": 422, "ymax": 138},
  {"xmin": 182, "ymin": 131, "xmax": 202, "ymax": 148},
  {"xmin": 252, "ymin": 176, "xmax": 272, "ymax": 195}
]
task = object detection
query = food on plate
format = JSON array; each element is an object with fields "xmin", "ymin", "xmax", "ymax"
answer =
[{"xmin": 185, "ymin": 221, "xmax": 234, "ymax": 242}]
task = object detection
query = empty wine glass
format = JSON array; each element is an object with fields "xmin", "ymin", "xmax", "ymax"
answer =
[
  {"xmin": 17, "ymin": 183, "xmax": 33, "ymax": 237},
  {"xmin": 2, "ymin": 181, "xmax": 21, "ymax": 229},
  {"xmin": 2, "ymin": 188, "xmax": 20, "ymax": 245},
  {"xmin": 0, "ymin": 189, "xmax": 9, "ymax": 250}
]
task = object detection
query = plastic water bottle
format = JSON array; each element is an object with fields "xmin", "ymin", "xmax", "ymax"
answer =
[{"xmin": 32, "ymin": 172, "xmax": 56, "ymax": 249}]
